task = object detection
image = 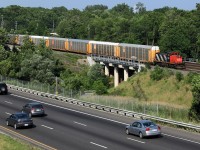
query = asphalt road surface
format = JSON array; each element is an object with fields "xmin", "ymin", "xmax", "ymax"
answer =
[{"xmin": 0, "ymin": 89, "xmax": 200, "ymax": 150}]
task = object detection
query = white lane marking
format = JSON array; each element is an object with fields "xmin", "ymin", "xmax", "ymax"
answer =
[
  {"xmin": 4, "ymin": 101, "xmax": 12, "ymax": 104},
  {"xmin": 11, "ymin": 94, "xmax": 200, "ymax": 145},
  {"xmin": 74, "ymin": 121, "xmax": 87, "ymax": 127},
  {"xmin": 41, "ymin": 125, "xmax": 54, "ymax": 130},
  {"xmin": 127, "ymin": 137, "xmax": 145, "ymax": 144},
  {"xmin": 5, "ymin": 112, "xmax": 12, "ymax": 115},
  {"xmin": 163, "ymin": 133, "xmax": 200, "ymax": 145},
  {"xmin": 11, "ymin": 94, "xmax": 127, "ymax": 125},
  {"xmin": 90, "ymin": 142, "xmax": 107, "ymax": 149}
]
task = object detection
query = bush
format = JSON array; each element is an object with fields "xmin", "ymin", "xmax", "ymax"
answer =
[
  {"xmin": 185, "ymin": 72, "xmax": 198, "ymax": 84},
  {"xmin": 150, "ymin": 66, "xmax": 164, "ymax": 81},
  {"xmin": 188, "ymin": 75, "xmax": 200, "ymax": 121},
  {"xmin": 92, "ymin": 80, "xmax": 107, "ymax": 95},
  {"xmin": 176, "ymin": 72, "xmax": 184, "ymax": 82}
]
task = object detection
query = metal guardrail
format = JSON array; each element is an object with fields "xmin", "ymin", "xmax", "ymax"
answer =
[{"xmin": 7, "ymin": 84, "xmax": 200, "ymax": 131}]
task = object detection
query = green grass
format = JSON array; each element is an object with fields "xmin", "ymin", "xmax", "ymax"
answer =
[
  {"xmin": 0, "ymin": 133, "xmax": 40, "ymax": 150},
  {"xmin": 53, "ymin": 51, "xmax": 87, "ymax": 72},
  {"xmin": 80, "ymin": 69, "xmax": 195, "ymax": 123}
]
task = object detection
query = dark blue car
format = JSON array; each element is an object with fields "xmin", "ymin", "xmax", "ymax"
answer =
[{"xmin": 6, "ymin": 112, "xmax": 33, "ymax": 129}]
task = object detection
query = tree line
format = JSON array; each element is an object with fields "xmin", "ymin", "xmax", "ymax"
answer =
[
  {"xmin": 0, "ymin": 3, "xmax": 200, "ymax": 59},
  {"xmin": 0, "ymin": 3, "xmax": 200, "ymax": 121}
]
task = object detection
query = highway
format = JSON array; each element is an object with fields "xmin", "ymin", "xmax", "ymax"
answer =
[{"xmin": 0, "ymin": 89, "xmax": 200, "ymax": 150}]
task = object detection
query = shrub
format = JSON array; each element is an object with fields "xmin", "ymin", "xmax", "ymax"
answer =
[
  {"xmin": 188, "ymin": 75, "xmax": 200, "ymax": 121},
  {"xmin": 92, "ymin": 80, "xmax": 107, "ymax": 95},
  {"xmin": 150, "ymin": 66, "xmax": 164, "ymax": 81},
  {"xmin": 185, "ymin": 72, "xmax": 198, "ymax": 84},
  {"xmin": 176, "ymin": 72, "xmax": 184, "ymax": 82}
]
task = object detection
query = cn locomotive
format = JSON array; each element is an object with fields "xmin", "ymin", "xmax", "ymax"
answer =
[{"xmin": 10, "ymin": 34, "xmax": 185, "ymax": 68}]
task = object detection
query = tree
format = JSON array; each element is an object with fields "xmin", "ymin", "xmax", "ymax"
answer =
[
  {"xmin": 135, "ymin": 2, "xmax": 146, "ymax": 14},
  {"xmin": 159, "ymin": 9, "xmax": 191, "ymax": 55},
  {"xmin": 0, "ymin": 28, "xmax": 8, "ymax": 45},
  {"xmin": 188, "ymin": 75, "xmax": 200, "ymax": 121},
  {"xmin": 87, "ymin": 64, "xmax": 109, "ymax": 94}
]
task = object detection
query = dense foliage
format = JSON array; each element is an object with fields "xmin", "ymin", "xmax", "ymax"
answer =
[
  {"xmin": 189, "ymin": 74, "xmax": 200, "ymax": 121},
  {"xmin": 1, "ymin": 3, "xmax": 200, "ymax": 118},
  {"xmin": 0, "ymin": 3, "xmax": 200, "ymax": 59}
]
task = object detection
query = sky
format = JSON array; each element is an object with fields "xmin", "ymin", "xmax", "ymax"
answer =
[{"xmin": 0, "ymin": 0, "xmax": 199, "ymax": 11}]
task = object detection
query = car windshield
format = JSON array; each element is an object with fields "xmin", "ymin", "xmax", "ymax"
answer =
[
  {"xmin": 16, "ymin": 114, "xmax": 29, "ymax": 119},
  {"xmin": 32, "ymin": 105, "xmax": 43, "ymax": 108},
  {"xmin": 143, "ymin": 122, "xmax": 156, "ymax": 127}
]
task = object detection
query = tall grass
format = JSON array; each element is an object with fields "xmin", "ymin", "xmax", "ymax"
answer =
[{"xmin": 79, "ymin": 95, "xmax": 190, "ymax": 123}]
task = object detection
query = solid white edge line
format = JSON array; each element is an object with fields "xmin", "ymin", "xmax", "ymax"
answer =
[
  {"xmin": 10, "ymin": 94, "xmax": 200, "ymax": 145},
  {"xmin": 4, "ymin": 101, "xmax": 12, "ymax": 104},
  {"xmin": 90, "ymin": 142, "xmax": 107, "ymax": 149},
  {"xmin": 10, "ymin": 94, "xmax": 127, "ymax": 125},
  {"xmin": 162, "ymin": 133, "xmax": 200, "ymax": 145},
  {"xmin": 41, "ymin": 125, "xmax": 54, "ymax": 130},
  {"xmin": 74, "ymin": 121, "xmax": 87, "ymax": 127},
  {"xmin": 127, "ymin": 137, "xmax": 145, "ymax": 144},
  {"xmin": 5, "ymin": 112, "xmax": 12, "ymax": 115}
]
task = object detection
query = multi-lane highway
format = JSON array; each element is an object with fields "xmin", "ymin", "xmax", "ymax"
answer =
[{"xmin": 0, "ymin": 89, "xmax": 200, "ymax": 150}]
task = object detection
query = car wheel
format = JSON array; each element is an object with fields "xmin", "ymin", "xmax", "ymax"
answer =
[
  {"xmin": 29, "ymin": 113, "xmax": 32, "ymax": 118},
  {"xmin": 14, "ymin": 124, "xmax": 17, "ymax": 130},
  {"xmin": 6, "ymin": 121, "xmax": 9, "ymax": 126},
  {"xmin": 126, "ymin": 129, "xmax": 130, "ymax": 135},
  {"xmin": 139, "ymin": 132, "xmax": 143, "ymax": 139}
]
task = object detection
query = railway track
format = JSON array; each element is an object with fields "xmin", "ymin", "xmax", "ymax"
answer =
[{"xmin": 185, "ymin": 62, "xmax": 200, "ymax": 73}]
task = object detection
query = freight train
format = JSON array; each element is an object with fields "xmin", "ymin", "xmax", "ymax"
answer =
[{"xmin": 9, "ymin": 34, "xmax": 185, "ymax": 68}]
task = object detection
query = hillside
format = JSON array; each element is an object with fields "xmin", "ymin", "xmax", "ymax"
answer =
[{"xmin": 108, "ymin": 70, "xmax": 193, "ymax": 109}]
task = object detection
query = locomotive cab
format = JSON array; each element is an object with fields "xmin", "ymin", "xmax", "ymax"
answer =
[{"xmin": 169, "ymin": 52, "xmax": 183, "ymax": 64}]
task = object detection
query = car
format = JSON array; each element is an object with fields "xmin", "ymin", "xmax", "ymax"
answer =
[
  {"xmin": 6, "ymin": 112, "xmax": 33, "ymax": 129},
  {"xmin": 0, "ymin": 82, "xmax": 8, "ymax": 95},
  {"xmin": 125, "ymin": 119, "xmax": 161, "ymax": 138},
  {"xmin": 22, "ymin": 102, "xmax": 45, "ymax": 117}
]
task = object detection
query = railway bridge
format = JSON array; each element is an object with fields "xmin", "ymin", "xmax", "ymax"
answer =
[{"xmin": 88, "ymin": 55, "xmax": 145, "ymax": 87}]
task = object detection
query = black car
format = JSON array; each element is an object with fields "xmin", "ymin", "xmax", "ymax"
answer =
[
  {"xmin": 6, "ymin": 112, "xmax": 33, "ymax": 129},
  {"xmin": 0, "ymin": 82, "xmax": 8, "ymax": 95},
  {"xmin": 22, "ymin": 102, "xmax": 45, "ymax": 117}
]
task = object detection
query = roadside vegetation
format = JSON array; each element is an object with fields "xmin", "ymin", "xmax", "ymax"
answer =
[
  {"xmin": 0, "ymin": 133, "xmax": 40, "ymax": 150},
  {"xmin": 81, "ymin": 67, "xmax": 200, "ymax": 123},
  {"xmin": 1, "ymin": 3, "xmax": 200, "ymax": 149}
]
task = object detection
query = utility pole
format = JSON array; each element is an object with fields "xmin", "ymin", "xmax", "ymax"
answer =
[
  {"xmin": 15, "ymin": 21, "xmax": 18, "ymax": 31},
  {"xmin": 52, "ymin": 20, "xmax": 54, "ymax": 32},
  {"xmin": 1, "ymin": 15, "xmax": 4, "ymax": 28},
  {"xmin": 55, "ymin": 76, "xmax": 58, "ymax": 95}
]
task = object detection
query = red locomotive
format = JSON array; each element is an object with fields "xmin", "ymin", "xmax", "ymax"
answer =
[{"xmin": 154, "ymin": 52, "xmax": 185, "ymax": 68}]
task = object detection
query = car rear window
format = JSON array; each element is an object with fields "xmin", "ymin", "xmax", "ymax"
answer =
[
  {"xmin": 143, "ymin": 122, "xmax": 156, "ymax": 127},
  {"xmin": 32, "ymin": 104, "xmax": 43, "ymax": 108},
  {"xmin": 17, "ymin": 114, "xmax": 29, "ymax": 119}
]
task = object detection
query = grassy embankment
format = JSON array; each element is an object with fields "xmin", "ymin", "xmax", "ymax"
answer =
[
  {"xmin": 53, "ymin": 51, "xmax": 194, "ymax": 123},
  {"xmin": 80, "ymin": 70, "xmax": 194, "ymax": 123},
  {"xmin": 0, "ymin": 133, "xmax": 40, "ymax": 150}
]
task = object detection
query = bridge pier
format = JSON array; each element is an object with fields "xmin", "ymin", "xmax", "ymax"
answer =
[
  {"xmin": 114, "ymin": 66, "xmax": 119, "ymax": 87},
  {"xmin": 88, "ymin": 56, "xmax": 143, "ymax": 87},
  {"xmin": 124, "ymin": 67, "xmax": 129, "ymax": 81},
  {"xmin": 105, "ymin": 64, "xmax": 109, "ymax": 76}
]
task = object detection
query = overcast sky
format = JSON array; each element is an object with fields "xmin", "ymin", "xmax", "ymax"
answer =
[{"xmin": 0, "ymin": 0, "xmax": 199, "ymax": 10}]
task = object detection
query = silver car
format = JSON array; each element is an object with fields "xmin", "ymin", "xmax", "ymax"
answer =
[
  {"xmin": 22, "ymin": 102, "xmax": 45, "ymax": 117},
  {"xmin": 126, "ymin": 119, "xmax": 161, "ymax": 138}
]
